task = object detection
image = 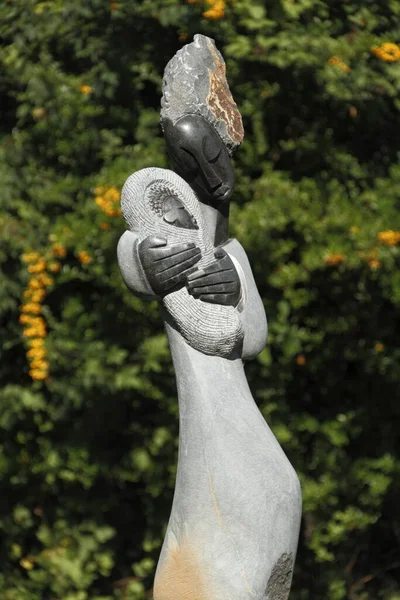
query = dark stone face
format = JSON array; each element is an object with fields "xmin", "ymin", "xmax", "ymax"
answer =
[{"xmin": 163, "ymin": 115, "xmax": 235, "ymax": 207}]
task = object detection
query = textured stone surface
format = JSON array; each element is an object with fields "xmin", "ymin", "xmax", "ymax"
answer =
[
  {"xmin": 265, "ymin": 553, "xmax": 294, "ymax": 600},
  {"xmin": 161, "ymin": 34, "xmax": 244, "ymax": 155}
]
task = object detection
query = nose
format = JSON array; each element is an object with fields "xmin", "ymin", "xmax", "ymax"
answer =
[{"xmin": 199, "ymin": 159, "xmax": 223, "ymax": 191}]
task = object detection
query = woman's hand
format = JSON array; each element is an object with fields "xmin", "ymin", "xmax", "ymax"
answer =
[
  {"xmin": 186, "ymin": 247, "xmax": 240, "ymax": 306},
  {"xmin": 139, "ymin": 235, "xmax": 201, "ymax": 296}
]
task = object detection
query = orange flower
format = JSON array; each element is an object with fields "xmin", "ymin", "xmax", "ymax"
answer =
[
  {"xmin": 24, "ymin": 289, "xmax": 46, "ymax": 302},
  {"xmin": 22, "ymin": 252, "xmax": 41, "ymax": 263},
  {"xmin": 328, "ymin": 56, "xmax": 350, "ymax": 73},
  {"xmin": 296, "ymin": 354, "xmax": 307, "ymax": 366},
  {"xmin": 28, "ymin": 339, "xmax": 45, "ymax": 348},
  {"xmin": 377, "ymin": 230, "xmax": 400, "ymax": 246},
  {"xmin": 368, "ymin": 258, "xmax": 381, "ymax": 270},
  {"xmin": 325, "ymin": 253, "xmax": 346, "ymax": 266},
  {"xmin": 21, "ymin": 303, "xmax": 42, "ymax": 315},
  {"xmin": 100, "ymin": 221, "xmax": 111, "ymax": 230},
  {"xmin": 95, "ymin": 186, "xmax": 121, "ymax": 217},
  {"xmin": 48, "ymin": 262, "xmax": 61, "ymax": 273},
  {"xmin": 110, "ymin": 1, "xmax": 119, "ymax": 10},
  {"xmin": 19, "ymin": 314, "xmax": 35, "ymax": 324},
  {"xmin": 78, "ymin": 251, "xmax": 92, "ymax": 264},
  {"xmin": 27, "ymin": 347, "xmax": 46, "ymax": 360},
  {"xmin": 372, "ymin": 43, "xmax": 400, "ymax": 62},
  {"xmin": 52, "ymin": 243, "xmax": 67, "ymax": 257},
  {"xmin": 375, "ymin": 343, "xmax": 384, "ymax": 352},
  {"xmin": 29, "ymin": 369, "xmax": 48, "ymax": 381},
  {"xmin": 80, "ymin": 84, "xmax": 93, "ymax": 95},
  {"xmin": 203, "ymin": 0, "xmax": 225, "ymax": 19}
]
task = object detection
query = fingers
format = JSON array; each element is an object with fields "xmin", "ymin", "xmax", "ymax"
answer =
[
  {"xmin": 158, "ymin": 259, "xmax": 201, "ymax": 287},
  {"xmin": 188, "ymin": 282, "xmax": 238, "ymax": 297},
  {"xmin": 198, "ymin": 293, "xmax": 231, "ymax": 305},
  {"xmin": 151, "ymin": 242, "xmax": 199, "ymax": 262},
  {"xmin": 157, "ymin": 247, "xmax": 201, "ymax": 273},
  {"xmin": 187, "ymin": 269, "xmax": 235, "ymax": 287},
  {"xmin": 187, "ymin": 257, "xmax": 232, "ymax": 280}
]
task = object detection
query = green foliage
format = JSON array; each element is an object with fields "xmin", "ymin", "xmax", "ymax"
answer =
[{"xmin": 1, "ymin": 0, "xmax": 399, "ymax": 598}]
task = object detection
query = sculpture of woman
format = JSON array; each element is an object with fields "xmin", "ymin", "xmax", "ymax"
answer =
[{"xmin": 117, "ymin": 34, "xmax": 301, "ymax": 600}]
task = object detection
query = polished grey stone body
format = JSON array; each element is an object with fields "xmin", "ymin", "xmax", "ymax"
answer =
[{"xmin": 118, "ymin": 174, "xmax": 301, "ymax": 599}]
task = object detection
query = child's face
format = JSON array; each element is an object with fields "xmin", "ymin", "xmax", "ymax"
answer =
[{"xmin": 163, "ymin": 115, "xmax": 235, "ymax": 207}]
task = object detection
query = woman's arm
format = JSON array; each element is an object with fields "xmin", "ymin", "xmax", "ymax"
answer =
[{"xmin": 221, "ymin": 238, "xmax": 268, "ymax": 360}]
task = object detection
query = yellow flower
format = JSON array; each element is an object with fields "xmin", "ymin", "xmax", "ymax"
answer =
[
  {"xmin": 325, "ymin": 253, "xmax": 346, "ymax": 266},
  {"xmin": 350, "ymin": 225, "xmax": 360, "ymax": 234},
  {"xmin": 95, "ymin": 186, "xmax": 121, "ymax": 217},
  {"xmin": 203, "ymin": 0, "xmax": 225, "ymax": 19},
  {"xmin": 22, "ymin": 252, "xmax": 41, "ymax": 263},
  {"xmin": 328, "ymin": 56, "xmax": 350, "ymax": 73},
  {"xmin": 377, "ymin": 230, "xmax": 400, "ymax": 246},
  {"xmin": 27, "ymin": 347, "xmax": 46, "ymax": 360},
  {"xmin": 30, "ymin": 359, "xmax": 49, "ymax": 371},
  {"xmin": 24, "ymin": 289, "xmax": 46, "ymax": 302},
  {"xmin": 21, "ymin": 303, "xmax": 42, "ymax": 315},
  {"xmin": 28, "ymin": 278, "xmax": 43, "ymax": 290},
  {"xmin": 80, "ymin": 84, "xmax": 93, "ymax": 95},
  {"xmin": 372, "ymin": 43, "xmax": 400, "ymax": 62},
  {"xmin": 27, "ymin": 260, "xmax": 46, "ymax": 274},
  {"xmin": 104, "ymin": 186, "xmax": 120, "ymax": 203},
  {"xmin": 19, "ymin": 314, "xmax": 36, "ymax": 324},
  {"xmin": 52, "ymin": 243, "xmax": 67, "ymax": 257},
  {"xmin": 23, "ymin": 322, "xmax": 47, "ymax": 338},
  {"xmin": 375, "ymin": 342, "xmax": 384, "ymax": 352},
  {"xmin": 29, "ymin": 369, "xmax": 48, "ymax": 381},
  {"xmin": 48, "ymin": 261, "xmax": 61, "ymax": 272},
  {"xmin": 296, "ymin": 354, "xmax": 307, "ymax": 366},
  {"xmin": 78, "ymin": 250, "xmax": 92, "ymax": 264},
  {"xmin": 94, "ymin": 185, "xmax": 106, "ymax": 195},
  {"xmin": 28, "ymin": 338, "xmax": 45, "ymax": 348}
]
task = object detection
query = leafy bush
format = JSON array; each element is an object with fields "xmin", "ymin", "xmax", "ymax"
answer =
[{"xmin": 1, "ymin": 1, "xmax": 399, "ymax": 598}]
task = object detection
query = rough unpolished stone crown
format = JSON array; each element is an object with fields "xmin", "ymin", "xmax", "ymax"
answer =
[{"xmin": 161, "ymin": 34, "xmax": 244, "ymax": 155}]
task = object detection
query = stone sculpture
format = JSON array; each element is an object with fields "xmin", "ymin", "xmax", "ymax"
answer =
[{"xmin": 117, "ymin": 34, "xmax": 302, "ymax": 600}]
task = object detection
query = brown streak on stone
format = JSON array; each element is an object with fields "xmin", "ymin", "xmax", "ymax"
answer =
[
  {"xmin": 154, "ymin": 538, "xmax": 209, "ymax": 600},
  {"xmin": 207, "ymin": 41, "xmax": 244, "ymax": 145},
  {"xmin": 265, "ymin": 552, "xmax": 294, "ymax": 600}
]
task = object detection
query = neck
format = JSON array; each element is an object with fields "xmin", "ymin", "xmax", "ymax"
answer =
[{"xmin": 200, "ymin": 202, "xmax": 229, "ymax": 247}]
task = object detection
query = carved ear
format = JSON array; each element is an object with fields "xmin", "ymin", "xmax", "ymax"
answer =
[{"xmin": 163, "ymin": 195, "xmax": 198, "ymax": 230}]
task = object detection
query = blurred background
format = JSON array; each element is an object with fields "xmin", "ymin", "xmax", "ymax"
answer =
[{"xmin": 1, "ymin": 1, "xmax": 399, "ymax": 599}]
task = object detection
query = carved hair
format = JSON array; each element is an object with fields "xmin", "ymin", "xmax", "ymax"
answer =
[{"xmin": 160, "ymin": 34, "xmax": 244, "ymax": 156}]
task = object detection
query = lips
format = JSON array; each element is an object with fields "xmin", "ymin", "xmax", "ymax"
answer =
[{"xmin": 213, "ymin": 184, "xmax": 230, "ymax": 198}]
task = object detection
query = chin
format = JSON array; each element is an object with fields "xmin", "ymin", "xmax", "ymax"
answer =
[{"xmin": 213, "ymin": 188, "xmax": 232, "ymax": 205}]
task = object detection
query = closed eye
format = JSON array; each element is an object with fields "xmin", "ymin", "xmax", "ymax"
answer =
[
  {"xmin": 202, "ymin": 136, "xmax": 221, "ymax": 163},
  {"xmin": 208, "ymin": 148, "xmax": 221, "ymax": 163}
]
